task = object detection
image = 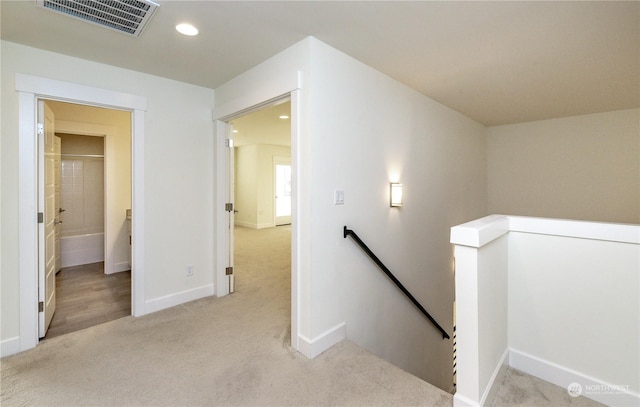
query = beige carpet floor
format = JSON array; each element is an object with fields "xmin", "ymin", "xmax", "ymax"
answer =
[
  {"xmin": 1, "ymin": 226, "xmax": 451, "ymax": 407},
  {"xmin": 1, "ymin": 226, "xmax": 606, "ymax": 407},
  {"xmin": 492, "ymin": 368, "xmax": 604, "ymax": 407}
]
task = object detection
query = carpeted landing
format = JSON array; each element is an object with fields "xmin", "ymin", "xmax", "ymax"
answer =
[
  {"xmin": 1, "ymin": 226, "xmax": 605, "ymax": 406},
  {"xmin": 1, "ymin": 226, "xmax": 451, "ymax": 406}
]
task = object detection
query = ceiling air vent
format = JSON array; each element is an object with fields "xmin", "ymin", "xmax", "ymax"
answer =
[{"xmin": 37, "ymin": 0, "xmax": 160, "ymax": 37}]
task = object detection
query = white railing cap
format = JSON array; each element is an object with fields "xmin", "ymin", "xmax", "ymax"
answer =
[{"xmin": 451, "ymin": 215, "xmax": 640, "ymax": 248}]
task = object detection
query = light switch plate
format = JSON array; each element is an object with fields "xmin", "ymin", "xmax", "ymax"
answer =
[{"xmin": 334, "ymin": 190, "xmax": 345, "ymax": 205}]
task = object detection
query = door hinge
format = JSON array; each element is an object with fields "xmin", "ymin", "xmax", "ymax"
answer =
[
  {"xmin": 225, "ymin": 266, "xmax": 234, "ymax": 275},
  {"xmin": 225, "ymin": 203, "xmax": 234, "ymax": 212},
  {"xmin": 38, "ymin": 301, "xmax": 44, "ymax": 312},
  {"xmin": 225, "ymin": 139, "xmax": 234, "ymax": 148},
  {"xmin": 38, "ymin": 212, "xmax": 44, "ymax": 223},
  {"xmin": 37, "ymin": 123, "xmax": 44, "ymax": 136}
]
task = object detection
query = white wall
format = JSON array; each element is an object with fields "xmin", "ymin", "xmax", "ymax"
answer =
[
  {"xmin": 451, "ymin": 215, "xmax": 640, "ymax": 407},
  {"xmin": 488, "ymin": 109, "xmax": 640, "ymax": 224},
  {"xmin": 214, "ymin": 37, "xmax": 487, "ymax": 391},
  {"xmin": 305, "ymin": 39, "xmax": 486, "ymax": 390},
  {"xmin": 509, "ymin": 231, "xmax": 640, "ymax": 403},
  {"xmin": 213, "ymin": 37, "xmax": 312, "ymax": 352},
  {"xmin": 1, "ymin": 41, "xmax": 215, "ymax": 348},
  {"xmin": 454, "ymin": 233, "xmax": 509, "ymax": 406},
  {"xmin": 235, "ymin": 144, "xmax": 291, "ymax": 229},
  {"xmin": 235, "ymin": 145, "xmax": 258, "ymax": 228}
]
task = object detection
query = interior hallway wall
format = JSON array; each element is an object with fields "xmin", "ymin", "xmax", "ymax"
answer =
[
  {"xmin": 235, "ymin": 144, "xmax": 291, "ymax": 229},
  {"xmin": 214, "ymin": 36, "xmax": 487, "ymax": 390},
  {"xmin": 306, "ymin": 39, "xmax": 487, "ymax": 391},
  {"xmin": 1, "ymin": 40, "xmax": 215, "ymax": 347},
  {"xmin": 235, "ymin": 145, "xmax": 258, "ymax": 228},
  {"xmin": 487, "ymin": 109, "xmax": 640, "ymax": 224}
]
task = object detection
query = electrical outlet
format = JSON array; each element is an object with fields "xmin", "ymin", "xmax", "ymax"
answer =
[{"xmin": 186, "ymin": 264, "xmax": 193, "ymax": 277}]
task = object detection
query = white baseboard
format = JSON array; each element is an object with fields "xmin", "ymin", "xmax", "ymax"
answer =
[
  {"xmin": 143, "ymin": 284, "xmax": 214, "ymax": 315},
  {"xmin": 1, "ymin": 336, "xmax": 21, "ymax": 358},
  {"xmin": 510, "ymin": 349, "xmax": 640, "ymax": 407},
  {"xmin": 106, "ymin": 261, "xmax": 130, "ymax": 274},
  {"xmin": 481, "ymin": 348, "xmax": 509, "ymax": 406},
  {"xmin": 256, "ymin": 222, "xmax": 274, "ymax": 229},
  {"xmin": 453, "ymin": 393, "xmax": 479, "ymax": 407},
  {"xmin": 454, "ymin": 348, "xmax": 508, "ymax": 407},
  {"xmin": 234, "ymin": 220, "xmax": 257, "ymax": 229},
  {"xmin": 298, "ymin": 322, "xmax": 346, "ymax": 359},
  {"xmin": 234, "ymin": 221, "xmax": 275, "ymax": 230}
]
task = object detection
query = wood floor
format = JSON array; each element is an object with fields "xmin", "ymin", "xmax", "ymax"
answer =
[{"xmin": 44, "ymin": 262, "xmax": 131, "ymax": 340}]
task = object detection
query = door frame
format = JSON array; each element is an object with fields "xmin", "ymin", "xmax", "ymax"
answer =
[
  {"xmin": 55, "ymin": 120, "xmax": 126, "ymax": 275},
  {"xmin": 16, "ymin": 73, "xmax": 147, "ymax": 352},
  {"xmin": 213, "ymin": 88, "xmax": 301, "ymax": 351}
]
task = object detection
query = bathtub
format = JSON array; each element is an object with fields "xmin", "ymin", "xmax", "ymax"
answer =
[{"xmin": 60, "ymin": 233, "xmax": 104, "ymax": 268}]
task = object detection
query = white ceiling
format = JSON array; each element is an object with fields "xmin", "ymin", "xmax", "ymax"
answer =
[{"xmin": 1, "ymin": 1, "xmax": 638, "ymax": 126}]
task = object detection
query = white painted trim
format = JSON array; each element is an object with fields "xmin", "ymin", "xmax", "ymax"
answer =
[
  {"xmin": 508, "ymin": 216, "xmax": 640, "ymax": 244},
  {"xmin": 479, "ymin": 348, "xmax": 509, "ymax": 407},
  {"xmin": 15, "ymin": 74, "xmax": 147, "ymax": 111},
  {"xmin": 451, "ymin": 215, "xmax": 640, "ymax": 248},
  {"xmin": 0, "ymin": 337, "xmax": 21, "ymax": 358},
  {"xmin": 289, "ymin": 88, "xmax": 301, "ymax": 352},
  {"xmin": 16, "ymin": 74, "xmax": 146, "ymax": 355},
  {"xmin": 256, "ymin": 222, "xmax": 276, "ymax": 230},
  {"xmin": 214, "ymin": 120, "xmax": 230, "ymax": 298},
  {"xmin": 213, "ymin": 84, "xmax": 303, "ymax": 354},
  {"xmin": 111, "ymin": 261, "xmax": 130, "ymax": 274},
  {"xmin": 233, "ymin": 221, "xmax": 281, "ymax": 230},
  {"xmin": 144, "ymin": 284, "xmax": 214, "ymax": 315},
  {"xmin": 54, "ymin": 120, "xmax": 121, "ymax": 275},
  {"xmin": 297, "ymin": 322, "xmax": 347, "ymax": 359},
  {"xmin": 212, "ymin": 73, "xmax": 300, "ymax": 120},
  {"xmin": 450, "ymin": 214, "xmax": 509, "ymax": 248},
  {"xmin": 453, "ymin": 393, "xmax": 480, "ymax": 407},
  {"xmin": 18, "ymin": 91, "xmax": 39, "ymax": 353},
  {"xmin": 234, "ymin": 220, "xmax": 258, "ymax": 229},
  {"xmin": 510, "ymin": 349, "xmax": 640, "ymax": 407},
  {"xmin": 131, "ymin": 109, "xmax": 145, "ymax": 316}
]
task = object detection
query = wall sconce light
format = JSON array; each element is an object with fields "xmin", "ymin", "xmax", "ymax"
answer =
[{"xmin": 390, "ymin": 183, "xmax": 403, "ymax": 207}]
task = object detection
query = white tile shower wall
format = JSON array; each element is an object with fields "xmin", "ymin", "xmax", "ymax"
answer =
[{"xmin": 61, "ymin": 158, "xmax": 104, "ymax": 236}]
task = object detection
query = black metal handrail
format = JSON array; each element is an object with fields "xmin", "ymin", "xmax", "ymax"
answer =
[{"xmin": 343, "ymin": 226, "xmax": 450, "ymax": 340}]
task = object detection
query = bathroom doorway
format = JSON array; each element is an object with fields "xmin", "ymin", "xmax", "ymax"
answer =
[{"xmin": 38, "ymin": 100, "xmax": 132, "ymax": 339}]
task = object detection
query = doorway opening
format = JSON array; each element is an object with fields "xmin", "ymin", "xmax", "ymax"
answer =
[
  {"xmin": 221, "ymin": 98, "xmax": 293, "ymax": 328},
  {"xmin": 16, "ymin": 73, "xmax": 146, "ymax": 353},
  {"xmin": 37, "ymin": 99, "xmax": 132, "ymax": 339}
]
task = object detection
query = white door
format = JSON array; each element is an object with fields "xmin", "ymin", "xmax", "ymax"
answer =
[
  {"xmin": 54, "ymin": 136, "xmax": 62, "ymax": 273},
  {"xmin": 274, "ymin": 158, "xmax": 292, "ymax": 226},
  {"xmin": 227, "ymin": 125, "xmax": 235, "ymax": 293},
  {"xmin": 38, "ymin": 100, "xmax": 57, "ymax": 338}
]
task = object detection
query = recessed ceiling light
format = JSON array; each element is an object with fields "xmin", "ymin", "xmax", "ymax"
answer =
[
  {"xmin": 233, "ymin": 130, "xmax": 239, "ymax": 133},
  {"xmin": 279, "ymin": 115, "xmax": 289, "ymax": 120},
  {"xmin": 176, "ymin": 23, "xmax": 198, "ymax": 36}
]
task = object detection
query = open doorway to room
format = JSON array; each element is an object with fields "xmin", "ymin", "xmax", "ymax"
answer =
[
  {"xmin": 227, "ymin": 100, "xmax": 292, "ymax": 327},
  {"xmin": 38, "ymin": 100, "xmax": 132, "ymax": 340}
]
